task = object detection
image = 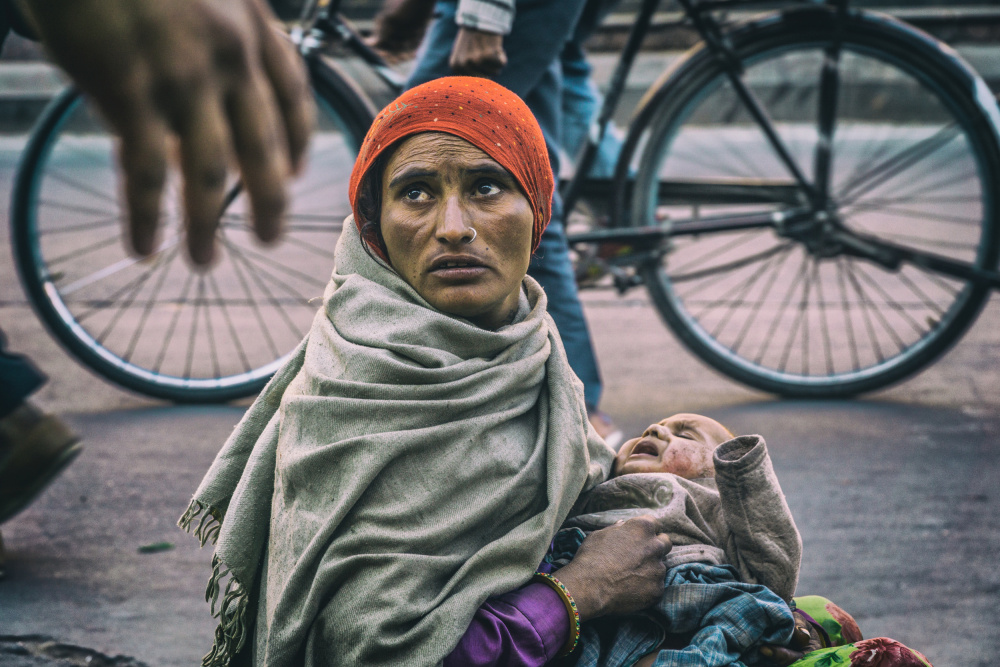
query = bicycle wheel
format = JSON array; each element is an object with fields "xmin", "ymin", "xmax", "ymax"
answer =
[
  {"xmin": 629, "ymin": 8, "xmax": 1000, "ymax": 397},
  {"xmin": 11, "ymin": 58, "xmax": 374, "ymax": 402}
]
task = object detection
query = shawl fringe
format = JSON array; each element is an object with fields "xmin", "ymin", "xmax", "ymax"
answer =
[
  {"xmin": 179, "ymin": 499, "xmax": 249, "ymax": 666},
  {"xmin": 178, "ymin": 498, "xmax": 223, "ymax": 547}
]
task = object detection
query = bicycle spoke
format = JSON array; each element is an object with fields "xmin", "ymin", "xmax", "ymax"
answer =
[
  {"xmin": 122, "ymin": 246, "xmax": 182, "ymax": 363},
  {"xmin": 46, "ymin": 234, "xmax": 121, "ymax": 266},
  {"xmin": 835, "ymin": 256, "xmax": 861, "ymax": 371},
  {"xmin": 37, "ymin": 199, "xmax": 122, "ymax": 218},
  {"xmin": 221, "ymin": 236, "xmax": 281, "ymax": 360},
  {"xmin": 669, "ymin": 230, "xmax": 763, "ymax": 276},
  {"xmin": 207, "ymin": 272, "xmax": 252, "ymax": 374},
  {"xmin": 184, "ymin": 277, "xmax": 207, "ymax": 380},
  {"xmin": 705, "ymin": 244, "xmax": 786, "ymax": 340},
  {"xmin": 671, "ymin": 242, "xmax": 791, "ymax": 285},
  {"xmin": 777, "ymin": 254, "xmax": 813, "ymax": 374},
  {"xmin": 152, "ymin": 270, "xmax": 195, "ymax": 374},
  {"xmin": 221, "ymin": 237, "xmax": 328, "ymax": 290},
  {"xmin": 841, "ymin": 173, "xmax": 972, "ymax": 219},
  {"xmin": 842, "ymin": 260, "xmax": 891, "ymax": 362},
  {"xmin": 851, "ymin": 264, "xmax": 926, "ymax": 338},
  {"xmin": 36, "ymin": 215, "xmax": 124, "ymax": 236},
  {"xmin": 753, "ymin": 250, "xmax": 810, "ymax": 365},
  {"xmin": 893, "ymin": 268, "xmax": 948, "ymax": 319},
  {"xmin": 94, "ymin": 257, "xmax": 161, "ymax": 344},
  {"xmin": 58, "ymin": 234, "xmax": 182, "ymax": 296},
  {"xmin": 843, "ymin": 200, "xmax": 980, "ymax": 227},
  {"xmin": 812, "ymin": 259, "xmax": 834, "ymax": 375},
  {"xmin": 223, "ymin": 239, "xmax": 303, "ymax": 341},
  {"xmin": 45, "ymin": 168, "xmax": 121, "ymax": 207},
  {"xmin": 837, "ymin": 124, "xmax": 960, "ymax": 205},
  {"xmin": 730, "ymin": 245, "xmax": 796, "ymax": 357},
  {"xmin": 72, "ymin": 263, "xmax": 166, "ymax": 324}
]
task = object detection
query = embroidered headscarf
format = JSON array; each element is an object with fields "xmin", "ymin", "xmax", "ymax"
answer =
[{"xmin": 348, "ymin": 76, "xmax": 554, "ymax": 259}]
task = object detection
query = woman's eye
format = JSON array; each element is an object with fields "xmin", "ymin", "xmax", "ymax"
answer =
[{"xmin": 475, "ymin": 182, "xmax": 501, "ymax": 196}]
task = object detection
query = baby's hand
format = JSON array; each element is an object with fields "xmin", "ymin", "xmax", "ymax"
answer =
[{"xmin": 759, "ymin": 614, "xmax": 824, "ymax": 665}]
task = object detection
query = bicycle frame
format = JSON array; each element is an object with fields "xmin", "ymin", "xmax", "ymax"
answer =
[
  {"xmin": 563, "ymin": 0, "xmax": 1000, "ymax": 290},
  {"xmin": 294, "ymin": 0, "xmax": 1000, "ymax": 290}
]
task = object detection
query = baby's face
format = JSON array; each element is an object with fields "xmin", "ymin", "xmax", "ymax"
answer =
[{"xmin": 613, "ymin": 413, "xmax": 732, "ymax": 479}]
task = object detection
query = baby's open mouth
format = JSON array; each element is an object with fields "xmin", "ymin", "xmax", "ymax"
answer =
[{"xmin": 630, "ymin": 440, "xmax": 660, "ymax": 457}]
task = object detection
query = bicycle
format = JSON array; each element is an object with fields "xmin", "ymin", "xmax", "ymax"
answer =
[{"xmin": 11, "ymin": 0, "xmax": 1000, "ymax": 402}]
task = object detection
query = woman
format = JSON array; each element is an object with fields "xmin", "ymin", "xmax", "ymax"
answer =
[
  {"xmin": 179, "ymin": 76, "xmax": 929, "ymax": 667},
  {"xmin": 180, "ymin": 76, "xmax": 670, "ymax": 667}
]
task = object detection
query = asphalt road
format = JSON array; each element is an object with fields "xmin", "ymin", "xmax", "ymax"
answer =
[{"xmin": 1, "ymin": 129, "xmax": 999, "ymax": 665}]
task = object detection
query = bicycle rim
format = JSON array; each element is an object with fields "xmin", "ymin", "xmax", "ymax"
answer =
[
  {"xmin": 631, "ymin": 10, "xmax": 1000, "ymax": 396},
  {"xmin": 12, "ymin": 82, "xmax": 368, "ymax": 402}
]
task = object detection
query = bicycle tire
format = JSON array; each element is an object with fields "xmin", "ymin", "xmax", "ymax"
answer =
[
  {"xmin": 627, "ymin": 7, "xmax": 1000, "ymax": 397},
  {"xmin": 10, "ymin": 57, "xmax": 375, "ymax": 402}
]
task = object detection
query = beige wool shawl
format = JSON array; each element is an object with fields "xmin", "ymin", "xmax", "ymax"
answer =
[{"xmin": 179, "ymin": 219, "xmax": 614, "ymax": 667}]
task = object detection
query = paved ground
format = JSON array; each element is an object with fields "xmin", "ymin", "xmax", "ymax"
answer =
[{"xmin": 2, "ymin": 48, "xmax": 1000, "ymax": 666}]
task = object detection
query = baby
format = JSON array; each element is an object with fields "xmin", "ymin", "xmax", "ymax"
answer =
[{"xmin": 551, "ymin": 413, "xmax": 802, "ymax": 667}]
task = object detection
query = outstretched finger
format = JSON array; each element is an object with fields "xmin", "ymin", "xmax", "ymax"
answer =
[
  {"xmin": 257, "ymin": 21, "xmax": 314, "ymax": 174},
  {"xmin": 177, "ymin": 93, "xmax": 231, "ymax": 266},
  {"xmin": 117, "ymin": 112, "xmax": 170, "ymax": 257},
  {"xmin": 227, "ymin": 71, "xmax": 290, "ymax": 245}
]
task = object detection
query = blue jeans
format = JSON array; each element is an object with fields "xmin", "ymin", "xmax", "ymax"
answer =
[
  {"xmin": 559, "ymin": 0, "xmax": 622, "ymax": 178},
  {"xmin": 407, "ymin": 0, "xmax": 603, "ymax": 409},
  {"xmin": 0, "ymin": 328, "xmax": 46, "ymax": 419}
]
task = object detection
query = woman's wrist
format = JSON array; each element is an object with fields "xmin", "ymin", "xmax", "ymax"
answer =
[
  {"xmin": 550, "ymin": 562, "xmax": 605, "ymax": 622},
  {"xmin": 532, "ymin": 572, "xmax": 582, "ymax": 656}
]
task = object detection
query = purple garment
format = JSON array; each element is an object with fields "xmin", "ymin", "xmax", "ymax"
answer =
[{"xmin": 444, "ymin": 561, "xmax": 569, "ymax": 667}]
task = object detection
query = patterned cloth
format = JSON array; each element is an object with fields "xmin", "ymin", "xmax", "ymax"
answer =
[
  {"xmin": 791, "ymin": 639, "xmax": 933, "ymax": 667},
  {"xmin": 549, "ymin": 528, "xmax": 796, "ymax": 667}
]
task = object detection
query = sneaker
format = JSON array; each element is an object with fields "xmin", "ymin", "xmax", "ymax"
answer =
[
  {"xmin": 0, "ymin": 402, "xmax": 81, "ymax": 524},
  {"xmin": 588, "ymin": 409, "xmax": 624, "ymax": 451}
]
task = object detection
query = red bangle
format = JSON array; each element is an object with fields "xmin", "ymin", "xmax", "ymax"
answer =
[{"xmin": 532, "ymin": 572, "xmax": 581, "ymax": 656}]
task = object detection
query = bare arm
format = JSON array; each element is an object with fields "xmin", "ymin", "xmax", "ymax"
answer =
[{"xmin": 17, "ymin": 0, "xmax": 314, "ymax": 266}]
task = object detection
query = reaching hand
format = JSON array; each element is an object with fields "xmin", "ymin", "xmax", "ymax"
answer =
[
  {"xmin": 18, "ymin": 0, "xmax": 314, "ymax": 266},
  {"xmin": 366, "ymin": 0, "xmax": 435, "ymax": 64},
  {"xmin": 552, "ymin": 515, "xmax": 672, "ymax": 621},
  {"xmin": 449, "ymin": 26, "xmax": 506, "ymax": 78}
]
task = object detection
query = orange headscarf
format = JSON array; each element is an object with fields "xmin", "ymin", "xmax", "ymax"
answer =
[{"xmin": 348, "ymin": 77, "xmax": 554, "ymax": 260}]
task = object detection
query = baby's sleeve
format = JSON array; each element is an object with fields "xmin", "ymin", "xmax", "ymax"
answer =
[{"xmin": 713, "ymin": 435, "xmax": 802, "ymax": 601}]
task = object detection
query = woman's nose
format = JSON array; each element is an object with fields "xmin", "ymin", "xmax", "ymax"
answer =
[{"xmin": 436, "ymin": 194, "xmax": 470, "ymax": 245}]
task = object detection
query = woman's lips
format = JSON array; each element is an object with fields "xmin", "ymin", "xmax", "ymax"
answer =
[{"xmin": 428, "ymin": 256, "xmax": 488, "ymax": 280}]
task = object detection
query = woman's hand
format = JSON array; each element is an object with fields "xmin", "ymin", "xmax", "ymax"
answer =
[
  {"xmin": 759, "ymin": 613, "xmax": 825, "ymax": 666},
  {"xmin": 552, "ymin": 515, "xmax": 672, "ymax": 622}
]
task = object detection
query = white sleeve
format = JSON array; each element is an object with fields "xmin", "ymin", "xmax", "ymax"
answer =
[{"xmin": 455, "ymin": 0, "xmax": 515, "ymax": 35}]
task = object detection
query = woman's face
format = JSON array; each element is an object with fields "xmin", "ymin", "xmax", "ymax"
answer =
[{"xmin": 380, "ymin": 133, "xmax": 534, "ymax": 330}]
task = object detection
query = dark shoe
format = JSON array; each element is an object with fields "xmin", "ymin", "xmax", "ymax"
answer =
[{"xmin": 0, "ymin": 403, "xmax": 81, "ymax": 524}]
